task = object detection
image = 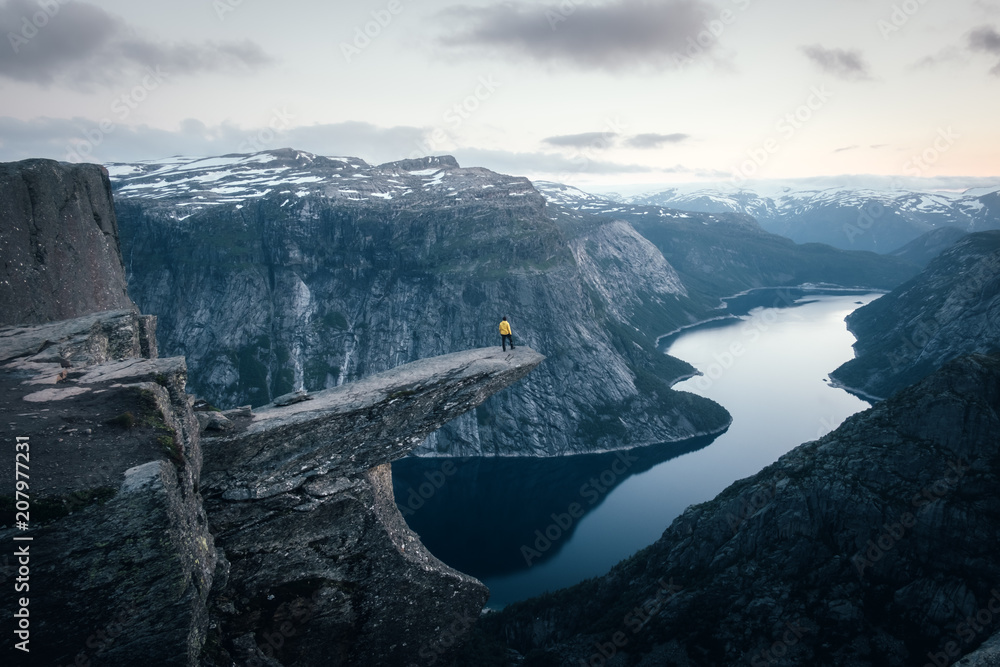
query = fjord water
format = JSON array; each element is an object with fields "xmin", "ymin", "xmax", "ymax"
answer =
[{"xmin": 393, "ymin": 292, "xmax": 882, "ymax": 608}]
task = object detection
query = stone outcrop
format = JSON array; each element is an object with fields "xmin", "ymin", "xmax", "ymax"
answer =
[
  {"xmin": 0, "ymin": 310, "xmax": 216, "ymax": 665},
  {"xmin": 0, "ymin": 159, "xmax": 134, "ymax": 327},
  {"xmin": 481, "ymin": 354, "xmax": 1000, "ymax": 666},
  {"xmin": 832, "ymin": 231, "xmax": 1000, "ymax": 399},
  {"xmin": 201, "ymin": 348, "xmax": 545, "ymax": 666}
]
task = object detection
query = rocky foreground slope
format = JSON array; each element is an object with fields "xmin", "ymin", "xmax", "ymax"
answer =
[
  {"xmin": 832, "ymin": 231, "xmax": 1000, "ymax": 399},
  {"xmin": 479, "ymin": 353, "xmax": 1000, "ymax": 666}
]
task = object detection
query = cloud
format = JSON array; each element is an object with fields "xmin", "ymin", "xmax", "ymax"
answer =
[
  {"xmin": 453, "ymin": 147, "xmax": 657, "ymax": 178},
  {"xmin": 625, "ymin": 133, "xmax": 690, "ymax": 149},
  {"xmin": 911, "ymin": 46, "xmax": 967, "ymax": 71},
  {"xmin": 801, "ymin": 45, "xmax": 872, "ymax": 80},
  {"xmin": 542, "ymin": 131, "xmax": 692, "ymax": 151},
  {"xmin": 0, "ymin": 115, "xmax": 688, "ymax": 180},
  {"xmin": 968, "ymin": 25, "xmax": 1000, "ymax": 74},
  {"xmin": 0, "ymin": 0, "xmax": 273, "ymax": 88},
  {"xmin": 543, "ymin": 132, "xmax": 619, "ymax": 149},
  {"xmin": 436, "ymin": 0, "xmax": 719, "ymax": 71},
  {"xmin": 834, "ymin": 145, "xmax": 859, "ymax": 153},
  {"xmin": 0, "ymin": 116, "xmax": 429, "ymax": 165},
  {"xmin": 974, "ymin": 1, "xmax": 1000, "ymax": 17},
  {"xmin": 452, "ymin": 148, "xmax": 733, "ymax": 183}
]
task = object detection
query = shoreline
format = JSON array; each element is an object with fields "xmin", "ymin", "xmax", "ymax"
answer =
[
  {"xmin": 656, "ymin": 283, "xmax": 888, "ymax": 349},
  {"xmin": 405, "ymin": 417, "xmax": 733, "ymax": 460},
  {"xmin": 826, "ymin": 376, "xmax": 884, "ymax": 403}
]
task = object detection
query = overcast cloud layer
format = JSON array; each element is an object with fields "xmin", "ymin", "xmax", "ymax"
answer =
[
  {"xmin": 0, "ymin": 116, "xmax": 428, "ymax": 165},
  {"xmin": 436, "ymin": 0, "xmax": 717, "ymax": 70},
  {"xmin": 969, "ymin": 25, "xmax": 1000, "ymax": 74},
  {"xmin": 0, "ymin": 0, "xmax": 271, "ymax": 88}
]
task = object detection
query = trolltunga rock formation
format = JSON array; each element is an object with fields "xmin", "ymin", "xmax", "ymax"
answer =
[{"xmin": 199, "ymin": 347, "xmax": 545, "ymax": 666}]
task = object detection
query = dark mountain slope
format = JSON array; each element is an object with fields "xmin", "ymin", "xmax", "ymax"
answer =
[
  {"xmin": 832, "ymin": 231, "xmax": 1000, "ymax": 399},
  {"xmin": 889, "ymin": 226, "xmax": 969, "ymax": 267}
]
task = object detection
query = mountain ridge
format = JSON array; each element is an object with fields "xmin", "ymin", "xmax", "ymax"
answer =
[{"xmin": 535, "ymin": 179, "xmax": 1000, "ymax": 253}]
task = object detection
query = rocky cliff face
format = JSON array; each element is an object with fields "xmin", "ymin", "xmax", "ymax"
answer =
[
  {"xmin": 111, "ymin": 149, "xmax": 917, "ymax": 456},
  {"xmin": 480, "ymin": 353, "xmax": 1000, "ymax": 667},
  {"xmin": 112, "ymin": 150, "xmax": 733, "ymax": 456},
  {"xmin": 832, "ymin": 231, "xmax": 1000, "ymax": 399},
  {"xmin": 888, "ymin": 226, "xmax": 969, "ymax": 267},
  {"xmin": 0, "ymin": 159, "xmax": 134, "ymax": 326}
]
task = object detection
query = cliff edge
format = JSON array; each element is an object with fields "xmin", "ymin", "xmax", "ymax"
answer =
[
  {"xmin": 0, "ymin": 159, "xmax": 134, "ymax": 327},
  {"xmin": 200, "ymin": 347, "xmax": 544, "ymax": 666},
  {"xmin": 832, "ymin": 231, "xmax": 1000, "ymax": 400}
]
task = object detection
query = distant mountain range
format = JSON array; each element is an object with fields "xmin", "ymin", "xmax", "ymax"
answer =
[
  {"xmin": 109, "ymin": 149, "xmax": 918, "ymax": 456},
  {"xmin": 535, "ymin": 180, "xmax": 1000, "ymax": 254}
]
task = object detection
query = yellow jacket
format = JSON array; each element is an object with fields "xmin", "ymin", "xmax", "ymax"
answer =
[{"xmin": 499, "ymin": 320, "xmax": 511, "ymax": 336}]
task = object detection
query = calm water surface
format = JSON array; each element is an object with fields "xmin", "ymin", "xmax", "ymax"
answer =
[{"xmin": 393, "ymin": 291, "xmax": 882, "ymax": 608}]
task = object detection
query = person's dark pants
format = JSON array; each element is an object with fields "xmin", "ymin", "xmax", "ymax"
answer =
[{"xmin": 501, "ymin": 334, "xmax": 514, "ymax": 351}]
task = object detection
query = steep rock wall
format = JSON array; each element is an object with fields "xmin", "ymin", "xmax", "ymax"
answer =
[
  {"xmin": 832, "ymin": 231, "xmax": 1000, "ymax": 399},
  {"xmin": 0, "ymin": 159, "xmax": 134, "ymax": 326}
]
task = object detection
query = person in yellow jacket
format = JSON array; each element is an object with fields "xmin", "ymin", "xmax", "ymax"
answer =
[{"xmin": 499, "ymin": 316, "xmax": 515, "ymax": 351}]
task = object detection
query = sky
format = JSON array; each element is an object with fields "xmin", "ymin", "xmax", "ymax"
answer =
[{"xmin": 1, "ymin": 0, "xmax": 999, "ymax": 191}]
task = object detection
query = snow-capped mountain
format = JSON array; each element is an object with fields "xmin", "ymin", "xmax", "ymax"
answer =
[
  {"xmin": 531, "ymin": 180, "xmax": 764, "ymax": 233},
  {"xmin": 108, "ymin": 149, "xmax": 536, "ymax": 214},
  {"xmin": 626, "ymin": 184, "xmax": 1000, "ymax": 253},
  {"xmin": 108, "ymin": 149, "xmax": 734, "ymax": 458}
]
